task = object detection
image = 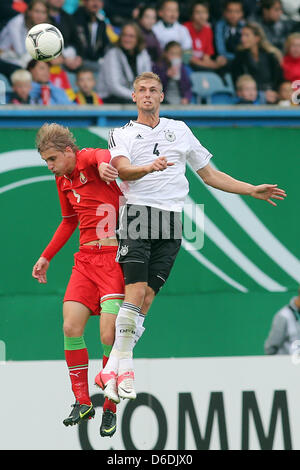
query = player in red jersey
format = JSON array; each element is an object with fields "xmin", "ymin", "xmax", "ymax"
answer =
[{"xmin": 32, "ymin": 123, "xmax": 123, "ymax": 437}]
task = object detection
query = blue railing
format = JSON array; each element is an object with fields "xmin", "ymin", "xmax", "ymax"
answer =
[{"xmin": 0, "ymin": 105, "xmax": 300, "ymax": 127}]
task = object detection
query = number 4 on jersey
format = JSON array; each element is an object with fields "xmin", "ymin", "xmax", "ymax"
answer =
[{"xmin": 153, "ymin": 143, "xmax": 160, "ymax": 156}]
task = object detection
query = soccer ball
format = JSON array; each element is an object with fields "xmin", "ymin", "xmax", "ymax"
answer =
[{"xmin": 25, "ymin": 23, "xmax": 64, "ymax": 62}]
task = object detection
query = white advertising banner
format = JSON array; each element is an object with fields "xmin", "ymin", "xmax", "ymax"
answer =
[{"xmin": 0, "ymin": 356, "xmax": 299, "ymax": 450}]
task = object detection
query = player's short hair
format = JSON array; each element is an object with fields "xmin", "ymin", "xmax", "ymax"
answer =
[
  {"xmin": 36, "ymin": 123, "xmax": 79, "ymax": 154},
  {"xmin": 11, "ymin": 69, "xmax": 32, "ymax": 84},
  {"xmin": 133, "ymin": 72, "xmax": 163, "ymax": 91},
  {"xmin": 236, "ymin": 74, "xmax": 257, "ymax": 90}
]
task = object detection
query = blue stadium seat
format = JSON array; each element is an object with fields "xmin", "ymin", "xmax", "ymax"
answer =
[
  {"xmin": 191, "ymin": 71, "xmax": 235, "ymax": 104},
  {"xmin": 0, "ymin": 73, "xmax": 12, "ymax": 92}
]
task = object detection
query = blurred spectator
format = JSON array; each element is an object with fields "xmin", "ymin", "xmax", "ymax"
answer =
[
  {"xmin": 281, "ymin": 0, "xmax": 300, "ymax": 22},
  {"xmin": 9, "ymin": 68, "xmax": 33, "ymax": 104},
  {"xmin": 0, "ymin": 60, "xmax": 21, "ymax": 82},
  {"xmin": 97, "ymin": 5, "xmax": 119, "ymax": 44},
  {"xmin": 0, "ymin": 0, "xmax": 49, "ymax": 71},
  {"xmin": 73, "ymin": 0, "xmax": 110, "ymax": 74},
  {"xmin": 206, "ymin": 0, "xmax": 260, "ymax": 25},
  {"xmin": 235, "ymin": 73, "xmax": 260, "ymax": 103},
  {"xmin": 74, "ymin": 67, "xmax": 103, "ymax": 104},
  {"xmin": 277, "ymin": 80, "xmax": 294, "ymax": 105},
  {"xmin": 153, "ymin": 41, "xmax": 192, "ymax": 104},
  {"xmin": 214, "ymin": 0, "xmax": 246, "ymax": 62},
  {"xmin": 63, "ymin": 0, "xmax": 80, "ymax": 15},
  {"xmin": 184, "ymin": 1, "xmax": 228, "ymax": 72},
  {"xmin": 97, "ymin": 22, "xmax": 151, "ymax": 103},
  {"xmin": 232, "ymin": 22, "xmax": 283, "ymax": 103},
  {"xmin": 0, "ymin": 0, "xmax": 30, "ymax": 32},
  {"xmin": 48, "ymin": 0, "xmax": 83, "ymax": 71},
  {"xmin": 251, "ymin": 0, "xmax": 293, "ymax": 52},
  {"xmin": 282, "ymin": 33, "xmax": 300, "ymax": 83},
  {"xmin": 103, "ymin": 0, "xmax": 140, "ymax": 28},
  {"xmin": 49, "ymin": 61, "xmax": 76, "ymax": 101},
  {"xmin": 153, "ymin": 0, "xmax": 193, "ymax": 51},
  {"xmin": 137, "ymin": 5, "xmax": 162, "ymax": 63},
  {"xmin": 264, "ymin": 289, "xmax": 300, "ymax": 355},
  {"xmin": 27, "ymin": 59, "xmax": 72, "ymax": 104}
]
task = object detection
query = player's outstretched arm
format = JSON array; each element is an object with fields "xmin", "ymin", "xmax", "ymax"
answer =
[
  {"xmin": 112, "ymin": 156, "xmax": 174, "ymax": 181},
  {"xmin": 197, "ymin": 163, "xmax": 286, "ymax": 206},
  {"xmin": 32, "ymin": 257, "xmax": 49, "ymax": 284}
]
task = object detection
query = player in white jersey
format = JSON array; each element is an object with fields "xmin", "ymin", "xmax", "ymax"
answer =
[{"xmin": 98, "ymin": 72, "xmax": 287, "ymax": 402}]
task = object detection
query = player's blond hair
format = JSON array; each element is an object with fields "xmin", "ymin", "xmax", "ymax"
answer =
[
  {"xmin": 36, "ymin": 123, "xmax": 79, "ymax": 154},
  {"xmin": 133, "ymin": 72, "xmax": 163, "ymax": 91}
]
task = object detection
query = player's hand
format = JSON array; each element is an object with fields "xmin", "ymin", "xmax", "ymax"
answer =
[
  {"xmin": 251, "ymin": 184, "xmax": 287, "ymax": 206},
  {"xmin": 149, "ymin": 156, "xmax": 174, "ymax": 173},
  {"xmin": 99, "ymin": 162, "xmax": 119, "ymax": 183},
  {"xmin": 32, "ymin": 257, "xmax": 49, "ymax": 284}
]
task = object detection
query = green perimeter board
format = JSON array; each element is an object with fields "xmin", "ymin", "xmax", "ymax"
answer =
[{"xmin": 0, "ymin": 128, "xmax": 298, "ymax": 360}]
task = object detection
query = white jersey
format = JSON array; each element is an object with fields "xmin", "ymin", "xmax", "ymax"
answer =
[{"xmin": 109, "ymin": 117, "xmax": 212, "ymax": 212}]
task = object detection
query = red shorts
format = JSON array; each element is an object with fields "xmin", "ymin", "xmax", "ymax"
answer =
[{"xmin": 64, "ymin": 245, "xmax": 125, "ymax": 315}]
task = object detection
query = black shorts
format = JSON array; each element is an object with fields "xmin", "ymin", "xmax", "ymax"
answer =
[{"xmin": 116, "ymin": 204, "xmax": 182, "ymax": 294}]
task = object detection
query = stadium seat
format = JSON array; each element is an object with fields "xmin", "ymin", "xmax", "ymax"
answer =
[
  {"xmin": 191, "ymin": 71, "xmax": 235, "ymax": 104},
  {"xmin": 210, "ymin": 92, "xmax": 236, "ymax": 105},
  {"xmin": 0, "ymin": 73, "xmax": 12, "ymax": 92}
]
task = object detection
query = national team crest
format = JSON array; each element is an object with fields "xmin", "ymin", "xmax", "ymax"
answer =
[
  {"xmin": 80, "ymin": 172, "xmax": 87, "ymax": 184},
  {"xmin": 120, "ymin": 245, "xmax": 129, "ymax": 256},
  {"xmin": 164, "ymin": 130, "xmax": 176, "ymax": 142}
]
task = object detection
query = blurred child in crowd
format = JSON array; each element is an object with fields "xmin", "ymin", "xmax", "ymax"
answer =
[
  {"xmin": 152, "ymin": 40, "xmax": 192, "ymax": 105},
  {"xmin": 277, "ymin": 80, "xmax": 295, "ymax": 106},
  {"xmin": 9, "ymin": 68, "xmax": 33, "ymax": 104},
  {"xmin": 153, "ymin": 0, "xmax": 192, "ymax": 51},
  {"xmin": 282, "ymin": 33, "xmax": 300, "ymax": 84},
  {"xmin": 74, "ymin": 68, "xmax": 103, "ymax": 104},
  {"xmin": 235, "ymin": 74, "xmax": 260, "ymax": 104},
  {"xmin": 184, "ymin": 1, "xmax": 227, "ymax": 71},
  {"xmin": 215, "ymin": 0, "xmax": 245, "ymax": 62}
]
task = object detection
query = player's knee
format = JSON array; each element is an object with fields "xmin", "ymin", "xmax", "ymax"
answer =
[
  {"xmin": 100, "ymin": 329, "xmax": 115, "ymax": 346},
  {"xmin": 125, "ymin": 282, "xmax": 147, "ymax": 307},
  {"xmin": 63, "ymin": 320, "xmax": 83, "ymax": 338}
]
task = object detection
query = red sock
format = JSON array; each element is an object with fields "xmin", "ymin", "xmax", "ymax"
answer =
[
  {"xmin": 65, "ymin": 348, "xmax": 91, "ymax": 405},
  {"xmin": 102, "ymin": 354, "xmax": 116, "ymax": 413}
]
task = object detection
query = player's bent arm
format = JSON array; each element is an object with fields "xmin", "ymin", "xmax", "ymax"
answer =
[
  {"xmin": 197, "ymin": 163, "xmax": 286, "ymax": 206},
  {"xmin": 111, "ymin": 155, "xmax": 173, "ymax": 181}
]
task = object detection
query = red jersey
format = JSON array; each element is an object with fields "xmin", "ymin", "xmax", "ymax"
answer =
[
  {"xmin": 184, "ymin": 22, "xmax": 215, "ymax": 59},
  {"xmin": 42, "ymin": 148, "xmax": 122, "ymax": 261}
]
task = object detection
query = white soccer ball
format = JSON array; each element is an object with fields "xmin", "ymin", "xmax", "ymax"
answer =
[{"xmin": 25, "ymin": 23, "xmax": 64, "ymax": 62}]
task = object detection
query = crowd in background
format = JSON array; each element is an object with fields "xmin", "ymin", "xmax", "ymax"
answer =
[{"xmin": 1, "ymin": 0, "xmax": 300, "ymax": 105}]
